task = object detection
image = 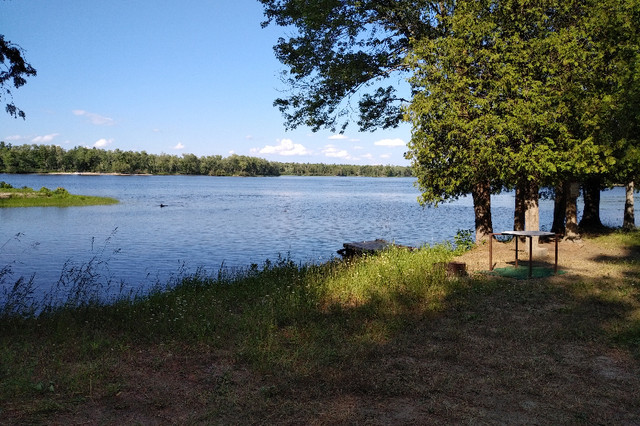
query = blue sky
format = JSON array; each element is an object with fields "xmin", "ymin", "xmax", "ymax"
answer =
[{"xmin": 1, "ymin": 0, "xmax": 411, "ymax": 166}]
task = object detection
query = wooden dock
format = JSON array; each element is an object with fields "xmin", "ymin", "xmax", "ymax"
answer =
[{"xmin": 337, "ymin": 239, "xmax": 413, "ymax": 257}]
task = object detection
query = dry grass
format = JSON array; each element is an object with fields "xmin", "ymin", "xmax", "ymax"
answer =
[{"xmin": 2, "ymin": 232, "xmax": 639, "ymax": 424}]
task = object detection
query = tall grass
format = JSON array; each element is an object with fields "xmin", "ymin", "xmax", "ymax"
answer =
[{"xmin": 0, "ymin": 244, "xmax": 461, "ymax": 402}]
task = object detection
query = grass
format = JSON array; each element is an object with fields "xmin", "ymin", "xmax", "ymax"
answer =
[
  {"xmin": 0, "ymin": 182, "xmax": 118, "ymax": 207},
  {"xmin": 0, "ymin": 232, "xmax": 639, "ymax": 423}
]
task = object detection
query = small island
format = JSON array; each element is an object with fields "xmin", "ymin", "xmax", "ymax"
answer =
[{"xmin": 0, "ymin": 181, "xmax": 118, "ymax": 208}]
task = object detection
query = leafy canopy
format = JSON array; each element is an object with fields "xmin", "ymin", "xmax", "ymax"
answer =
[
  {"xmin": 259, "ymin": 0, "xmax": 447, "ymax": 132},
  {"xmin": 405, "ymin": 0, "xmax": 630, "ymax": 206}
]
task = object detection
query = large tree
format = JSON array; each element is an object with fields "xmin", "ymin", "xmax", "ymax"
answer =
[
  {"xmin": 258, "ymin": 0, "xmax": 446, "ymax": 132},
  {"xmin": 261, "ymin": 0, "xmax": 637, "ymax": 242},
  {"xmin": 0, "ymin": 35, "xmax": 36, "ymax": 119},
  {"xmin": 405, "ymin": 0, "xmax": 615, "ymax": 241},
  {"xmin": 593, "ymin": 0, "xmax": 640, "ymax": 230}
]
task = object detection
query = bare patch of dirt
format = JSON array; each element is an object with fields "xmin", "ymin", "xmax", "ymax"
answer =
[{"xmin": 455, "ymin": 236, "xmax": 636, "ymax": 280}]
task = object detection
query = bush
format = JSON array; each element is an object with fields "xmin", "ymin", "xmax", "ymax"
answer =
[
  {"xmin": 53, "ymin": 187, "xmax": 70, "ymax": 197},
  {"xmin": 453, "ymin": 229, "xmax": 474, "ymax": 253},
  {"xmin": 0, "ymin": 181, "xmax": 13, "ymax": 189}
]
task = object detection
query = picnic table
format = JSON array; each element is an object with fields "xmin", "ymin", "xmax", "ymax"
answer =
[{"xmin": 489, "ymin": 231, "xmax": 559, "ymax": 278}]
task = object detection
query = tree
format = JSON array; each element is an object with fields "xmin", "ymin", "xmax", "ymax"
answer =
[
  {"xmin": 407, "ymin": 0, "xmax": 633, "ymax": 243},
  {"xmin": 0, "ymin": 35, "xmax": 36, "ymax": 118},
  {"xmin": 262, "ymin": 0, "xmax": 640, "ymax": 242},
  {"xmin": 258, "ymin": 0, "xmax": 443, "ymax": 132},
  {"xmin": 403, "ymin": 4, "xmax": 506, "ymax": 241},
  {"xmin": 595, "ymin": 0, "xmax": 640, "ymax": 230},
  {"xmin": 259, "ymin": 1, "xmax": 506, "ymax": 238}
]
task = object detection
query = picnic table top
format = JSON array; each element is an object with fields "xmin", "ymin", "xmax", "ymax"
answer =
[{"xmin": 497, "ymin": 230, "xmax": 557, "ymax": 237}]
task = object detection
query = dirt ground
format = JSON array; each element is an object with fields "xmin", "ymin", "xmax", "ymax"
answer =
[{"xmin": 456, "ymin": 234, "xmax": 638, "ymax": 280}]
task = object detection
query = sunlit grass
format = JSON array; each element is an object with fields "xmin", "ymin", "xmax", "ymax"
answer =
[{"xmin": 0, "ymin": 246, "xmax": 459, "ymax": 400}]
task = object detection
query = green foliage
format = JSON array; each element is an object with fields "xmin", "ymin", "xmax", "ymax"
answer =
[
  {"xmin": 0, "ymin": 181, "xmax": 13, "ymax": 189},
  {"xmin": 401, "ymin": 0, "xmax": 640, "ymax": 233},
  {"xmin": 405, "ymin": 0, "xmax": 625, "ymax": 205},
  {"xmin": 453, "ymin": 229, "xmax": 474, "ymax": 254},
  {"xmin": 53, "ymin": 187, "xmax": 69, "ymax": 197},
  {"xmin": 258, "ymin": 0, "xmax": 438, "ymax": 132}
]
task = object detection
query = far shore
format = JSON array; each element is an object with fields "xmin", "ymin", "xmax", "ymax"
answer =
[{"xmin": 38, "ymin": 172, "xmax": 154, "ymax": 176}]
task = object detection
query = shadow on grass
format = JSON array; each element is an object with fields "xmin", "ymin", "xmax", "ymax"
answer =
[{"xmin": 589, "ymin": 237, "xmax": 640, "ymax": 280}]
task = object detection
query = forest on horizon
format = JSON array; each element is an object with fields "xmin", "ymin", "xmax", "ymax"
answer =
[{"xmin": 0, "ymin": 142, "xmax": 413, "ymax": 178}]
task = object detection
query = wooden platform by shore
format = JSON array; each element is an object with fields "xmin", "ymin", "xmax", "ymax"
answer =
[{"xmin": 337, "ymin": 239, "xmax": 414, "ymax": 257}]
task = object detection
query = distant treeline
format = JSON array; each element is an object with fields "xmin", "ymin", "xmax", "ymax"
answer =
[{"xmin": 0, "ymin": 143, "xmax": 413, "ymax": 177}]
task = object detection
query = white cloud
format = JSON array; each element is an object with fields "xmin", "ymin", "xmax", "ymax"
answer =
[
  {"xmin": 329, "ymin": 134, "xmax": 361, "ymax": 142},
  {"xmin": 245, "ymin": 135, "xmax": 254, "ymax": 140},
  {"xmin": 5, "ymin": 135, "xmax": 25, "ymax": 141},
  {"xmin": 229, "ymin": 150, "xmax": 236, "ymax": 155},
  {"xmin": 173, "ymin": 142, "xmax": 185, "ymax": 150},
  {"xmin": 380, "ymin": 153, "xmax": 391, "ymax": 159},
  {"xmin": 322, "ymin": 144, "xmax": 351, "ymax": 159},
  {"xmin": 93, "ymin": 138, "xmax": 113, "ymax": 148},
  {"xmin": 374, "ymin": 138, "xmax": 405, "ymax": 147},
  {"xmin": 73, "ymin": 110, "xmax": 115, "ymax": 126},
  {"xmin": 329, "ymin": 134, "xmax": 348, "ymax": 140},
  {"xmin": 32, "ymin": 133, "xmax": 60, "ymax": 143},
  {"xmin": 252, "ymin": 138, "xmax": 311, "ymax": 156}
]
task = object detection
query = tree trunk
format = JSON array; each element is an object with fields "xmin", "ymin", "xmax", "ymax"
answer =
[
  {"xmin": 472, "ymin": 180, "xmax": 493, "ymax": 243},
  {"xmin": 514, "ymin": 182, "xmax": 525, "ymax": 232},
  {"xmin": 579, "ymin": 179, "xmax": 603, "ymax": 230},
  {"xmin": 551, "ymin": 183, "xmax": 567, "ymax": 236},
  {"xmin": 565, "ymin": 181, "xmax": 580, "ymax": 240},
  {"xmin": 524, "ymin": 180, "xmax": 540, "ymax": 250},
  {"xmin": 623, "ymin": 181, "xmax": 635, "ymax": 230}
]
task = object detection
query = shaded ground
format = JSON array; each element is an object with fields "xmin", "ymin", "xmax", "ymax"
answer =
[{"xmin": 5, "ymin": 235, "xmax": 640, "ymax": 424}]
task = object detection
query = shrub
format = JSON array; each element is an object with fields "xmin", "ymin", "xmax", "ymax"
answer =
[
  {"xmin": 39, "ymin": 187, "xmax": 52, "ymax": 196},
  {"xmin": 53, "ymin": 187, "xmax": 70, "ymax": 197}
]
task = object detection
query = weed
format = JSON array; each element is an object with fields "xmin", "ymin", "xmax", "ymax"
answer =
[
  {"xmin": 41, "ymin": 229, "xmax": 123, "ymax": 311},
  {"xmin": 453, "ymin": 228, "xmax": 475, "ymax": 253}
]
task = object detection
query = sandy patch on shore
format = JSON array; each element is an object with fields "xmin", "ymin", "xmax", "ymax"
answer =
[{"xmin": 454, "ymin": 235, "xmax": 637, "ymax": 280}]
